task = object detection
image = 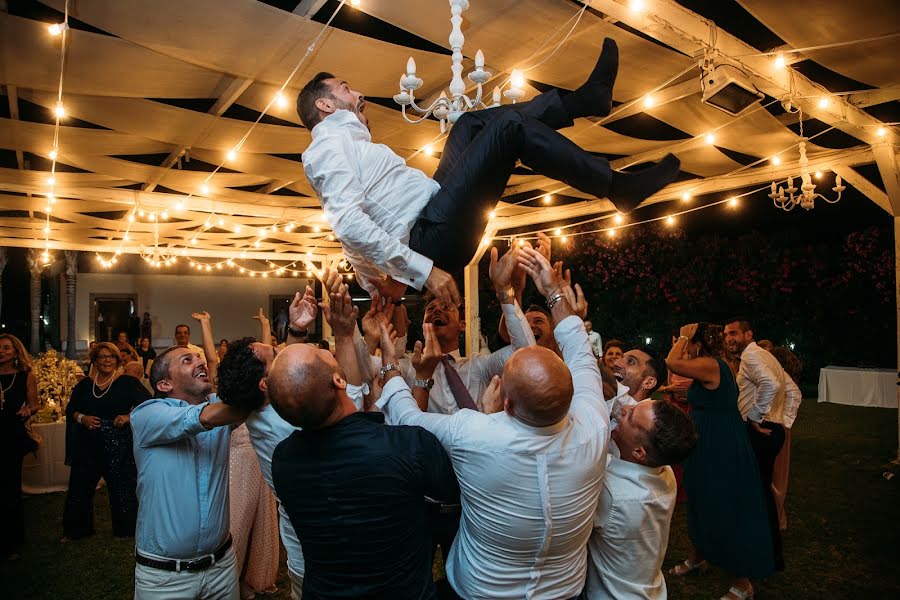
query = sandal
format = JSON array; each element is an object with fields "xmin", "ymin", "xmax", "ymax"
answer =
[
  {"xmin": 720, "ymin": 585, "xmax": 754, "ymax": 600},
  {"xmin": 667, "ymin": 558, "xmax": 709, "ymax": 576}
]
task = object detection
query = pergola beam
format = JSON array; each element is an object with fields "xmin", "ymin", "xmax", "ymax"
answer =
[{"xmin": 832, "ymin": 165, "xmax": 892, "ymax": 216}]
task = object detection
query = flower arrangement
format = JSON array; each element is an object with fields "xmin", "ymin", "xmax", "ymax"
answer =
[{"xmin": 31, "ymin": 348, "xmax": 84, "ymax": 422}]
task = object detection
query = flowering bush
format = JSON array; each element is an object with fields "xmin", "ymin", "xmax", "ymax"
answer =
[{"xmin": 31, "ymin": 348, "xmax": 84, "ymax": 421}]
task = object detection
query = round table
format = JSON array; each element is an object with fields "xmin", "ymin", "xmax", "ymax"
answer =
[{"xmin": 22, "ymin": 420, "xmax": 70, "ymax": 494}]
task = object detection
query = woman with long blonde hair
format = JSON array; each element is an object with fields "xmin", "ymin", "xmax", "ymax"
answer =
[{"xmin": 0, "ymin": 334, "xmax": 39, "ymax": 559}]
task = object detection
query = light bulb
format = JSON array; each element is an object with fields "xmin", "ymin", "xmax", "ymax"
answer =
[
  {"xmin": 561, "ymin": 236, "xmax": 568, "ymax": 243},
  {"xmin": 728, "ymin": 197, "xmax": 738, "ymax": 208},
  {"xmin": 607, "ymin": 229, "xmax": 616, "ymax": 238},
  {"xmin": 54, "ymin": 102, "xmax": 65, "ymax": 118},
  {"xmin": 234, "ymin": 225, "xmax": 242, "ymax": 233},
  {"xmin": 350, "ymin": 0, "xmax": 361, "ymax": 6},
  {"xmin": 774, "ymin": 53, "xmax": 786, "ymax": 69},
  {"xmin": 48, "ymin": 23, "xmax": 64, "ymax": 36},
  {"xmin": 201, "ymin": 183, "xmax": 210, "ymax": 194},
  {"xmin": 489, "ymin": 210, "xmax": 496, "ymax": 219},
  {"xmin": 555, "ymin": 228, "xmax": 562, "ymax": 235},
  {"xmin": 227, "ymin": 148, "xmax": 237, "ymax": 161},
  {"xmin": 218, "ymin": 218, "xmax": 224, "ymax": 226},
  {"xmin": 517, "ymin": 239, "xmax": 525, "ymax": 247},
  {"xmin": 47, "ymin": 194, "xmax": 56, "ymax": 204},
  {"xmin": 124, "ymin": 233, "xmax": 130, "ymax": 241},
  {"xmin": 190, "ymin": 237, "xmax": 197, "ymax": 245},
  {"xmin": 629, "ymin": 0, "xmax": 647, "ymax": 13},
  {"xmin": 666, "ymin": 215, "xmax": 675, "ymax": 226},
  {"xmin": 877, "ymin": 127, "xmax": 886, "ymax": 138},
  {"xmin": 510, "ymin": 69, "xmax": 525, "ymax": 89},
  {"xmin": 49, "ymin": 148, "xmax": 58, "ymax": 160},
  {"xmin": 818, "ymin": 97, "xmax": 830, "ymax": 109},
  {"xmin": 681, "ymin": 192, "xmax": 691, "ymax": 201},
  {"xmin": 47, "ymin": 176, "xmax": 55, "ymax": 186},
  {"xmin": 643, "ymin": 95, "xmax": 655, "ymax": 108},
  {"xmin": 138, "ymin": 209, "xmax": 145, "ymax": 217},
  {"xmin": 814, "ymin": 171, "xmax": 822, "ymax": 179},
  {"xmin": 328, "ymin": 234, "xmax": 335, "ymax": 241},
  {"xmin": 424, "ymin": 144, "xmax": 434, "ymax": 156},
  {"xmin": 275, "ymin": 93, "xmax": 288, "ymax": 108},
  {"xmin": 313, "ymin": 225, "xmax": 321, "ymax": 233},
  {"xmin": 175, "ymin": 201, "xmax": 184, "ymax": 210},
  {"xmin": 771, "ymin": 156, "xmax": 781, "ymax": 166},
  {"xmin": 613, "ymin": 214, "xmax": 624, "ymax": 225},
  {"xmin": 128, "ymin": 214, "xmax": 135, "ymax": 223},
  {"xmin": 44, "ymin": 225, "xmax": 50, "ymax": 233},
  {"xmin": 705, "ymin": 133, "xmax": 715, "ymax": 145}
]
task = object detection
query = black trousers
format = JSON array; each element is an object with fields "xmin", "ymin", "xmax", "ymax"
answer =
[
  {"xmin": 63, "ymin": 422, "xmax": 138, "ymax": 539},
  {"xmin": 409, "ymin": 89, "xmax": 614, "ymax": 272},
  {"xmin": 746, "ymin": 420, "xmax": 786, "ymax": 571},
  {"xmin": 0, "ymin": 435, "xmax": 25, "ymax": 555}
]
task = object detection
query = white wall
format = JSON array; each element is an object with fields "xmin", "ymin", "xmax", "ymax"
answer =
[{"xmin": 70, "ymin": 272, "xmax": 315, "ymax": 345}]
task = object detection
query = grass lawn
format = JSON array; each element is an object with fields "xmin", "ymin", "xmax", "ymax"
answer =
[{"xmin": 4, "ymin": 400, "xmax": 899, "ymax": 599}]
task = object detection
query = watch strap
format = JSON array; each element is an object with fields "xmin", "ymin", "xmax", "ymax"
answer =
[{"xmin": 287, "ymin": 325, "xmax": 308, "ymax": 338}]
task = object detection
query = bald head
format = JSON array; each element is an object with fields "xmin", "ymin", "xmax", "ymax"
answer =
[
  {"xmin": 502, "ymin": 346, "xmax": 574, "ymax": 427},
  {"xmin": 266, "ymin": 344, "xmax": 348, "ymax": 430}
]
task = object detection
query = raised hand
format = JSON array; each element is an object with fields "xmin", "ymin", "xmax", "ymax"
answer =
[
  {"xmin": 516, "ymin": 246, "xmax": 563, "ymax": 299},
  {"xmin": 481, "ymin": 375, "xmax": 503, "ymax": 414},
  {"xmin": 320, "ymin": 283, "xmax": 359, "ymax": 338},
  {"xmin": 252, "ymin": 307, "xmax": 268, "ymax": 323},
  {"xmin": 289, "ymin": 285, "xmax": 318, "ymax": 331},
  {"xmin": 411, "ymin": 323, "xmax": 442, "ymax": 379},
  {"xmin": 378, "ymin": 320, "xmax": 399, "ymax": 372},
  {"xmin": 536, "ymin": 232, "xmax": 552, "ymax": 263},
  {"xmin": 191, "ymin": 311, "xmax": 211, "ymax": 322},
  {"xmin": 561, "ymin": 283, "xmax": 588, "ymax": 320},
  {"xmin": 425, "ymin": 266, "xmax": 461, "ymax": 307},
  {"xmin": 679, "ymin": 323, "xmax": 698, "ymax": 341},
  {"xmin": 370, "ymin": 275, "xmax": 407, "ymax": 304},
  {"xmin": 489, "ymin": 244, "xmax": 518, "ymax": 293}
]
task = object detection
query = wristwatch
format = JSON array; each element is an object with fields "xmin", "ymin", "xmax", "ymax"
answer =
[
  {"xmin": 287, "ymin": 325, "xmax": 308, "ymax": 338},
  {"xmin": 414, "ymin": 378, "xmax": 435, "ymax": 390},
  {"xmin": 495, "ymin": 287, "xmax": 514, "ymax": 302},
  {"xmin": 380, "ymin": 363, "xmax": 401, "ymax": 379}
]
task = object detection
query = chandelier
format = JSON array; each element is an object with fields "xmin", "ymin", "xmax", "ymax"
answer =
[
  {"xmin": 392, "ymin": 0, "xmax": 525, "ymax": 132},
  {"xmin": 768, "ymin": 140, "xmax": 845, "ymax": 211},
  {"xmin": 140, "ymin": 221, "xmax": 177, "ymax": 268}
]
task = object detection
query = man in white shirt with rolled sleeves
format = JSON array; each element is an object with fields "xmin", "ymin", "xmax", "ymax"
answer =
[
  {"xmin": 377, "ymin": 247, "xmax": 609, "ymax": 600},
  {"xmin": 584, "ymin": 399, "xmax": 696, "ymax": 599}
]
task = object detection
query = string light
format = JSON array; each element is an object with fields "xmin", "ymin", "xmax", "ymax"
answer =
[
  {"xmin": 877, "ymin": 127, "xmax": 887, "ymax": 137},
  {"xmin": 666, "ymin": 215, "xmax": 676, "ymax": 226},
  {"xmin": 771, "ymin": 156, "xmax": 781, "ymax": 166},
  {"xmin": 613, "ymin": 213, "xmax": 624, "ymax": 225},
  {"xmin": 48, "ymin": 22, "xmax": 65, "ymax": 36},
  {"xmin": 607, "ymin": 229, "xmax": 616, "ymax": 238},
  {"xmin": 643, "ymin": 95, "xmax": 655, "ymax": 108},
  {"xmin": 48, "ymin": 148, "xmax": 58, "ymax": 160},
  {"xmin": 424, "ymin": 144, "xmax": 434, "ymax": 156},
  {"xmin": 681, "ymin": 192, "xmax": 691, "ymax": 201},
  {"xmin": 728, "ymin": 197, "xmax": 739, "ymax": 208},
  {"xmin": 226, "ymin": 148, "xmax": 238, "ymax": 161},
  {"xmin": 629, "ymin": 0, "xmax": 647, "ymax": 13},
  {"xmin": 275, "ymin": 93, "xmax": 288, "ymax": 108},
  {"xmin": 543, "ymin": 194, "xmax": 553, "ymax": 204},
  {"xmin": 818, "ymin": 97, "xmax": 830, "ymax": 109},
  {"xmin": 54, "ymin": 101, "xmax": 65, "ymax": 118},
  {"xmin": 773, "ymin": 53, "xmax": 786, "ymax": 69},
  {"xmin": 561, "ymin": 236, "xmax": 568, "ymax": 243},
  {"xmin": 814, "ymin": 171, "xmax": 822, "ymax": 179},
  {"xmin": 489, "ymin": 210, "xmax": 496, "ymax": 219},
  {"xmin": 554, "ymin": 228, "xmax": 562, "ymax": 235},
  {"xmin": 704, "ymin": 133, "xmax": 716, "ymax": 145},
  {"xmin": 200, "ymin": 183, "xmax": 210, "ymax": 194}
]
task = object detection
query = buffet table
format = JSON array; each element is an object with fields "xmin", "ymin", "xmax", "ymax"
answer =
[
  {"xmin": 818, "ymin": 366, "xmax": 897, "ymax": 408},
  {"xmin": 22, "ymin": 420, "xmax": 70, "ymax": 494}
]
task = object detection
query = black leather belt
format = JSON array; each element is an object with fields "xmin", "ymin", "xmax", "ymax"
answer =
[
  {"xmin": 135, "ymin": 535, "xmax": 232, "ymax": 572},
  {"xmin": 425, "ymin": 499, "xmax": 461, "ymax": 515}
]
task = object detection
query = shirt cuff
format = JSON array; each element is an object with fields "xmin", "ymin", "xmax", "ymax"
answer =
[
  {"xmin": 396, "ymin": 251, "xmax": 433, "ymax": 291},
  {"xmin": 374, "ymin": 375, "xmax": 411, "ymax": 410},
  {"xmin": 501, "ymin": 301, "xmax": 536, "ymax": 346},
  {"xmin": 186, "ymin": 402, "xmax": 210, "ymax": 434},
  {"xmin": 553, "ymin": 314, "xmax": 584, "ymax": 338},
  {"xmin": 746, "ymin": 407, "xmax": 766, "ymax": 423}
]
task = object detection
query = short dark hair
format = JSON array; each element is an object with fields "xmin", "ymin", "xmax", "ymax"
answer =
[
  {"xmin": 525, "ymin": 304, "xmax": 551, "ymax": 319},
  {"xmin": 603, "ymin": 339, "xmax": 625, "ymax": 353},
  {"xmin": 297, "ymin": 72, "xmax": 335, "ymax": 130},
  {"xmin": 725, "ymin": 316, "xmax": 752, "ymax": 333},
  {"xmin": 175, "ymin": 324, "xmax": 190, "ymax": 334},
  {"xmin": 149, "ymin": 345, "xmax": 184, "ymax": 397},
  {"xmin": 216, "ymin": 338, "xmax": 266, "ymax": 411},
  {"xmin": 633, "ymin": 346, "xmax": 662, "ymax": 394},
  {"xmin": 643, "ymin": 400, "xmax": 697, "ymax": 467},
  {"xmin": 771, "ymin": 346, "xmax": 802, "ymax": 383}
]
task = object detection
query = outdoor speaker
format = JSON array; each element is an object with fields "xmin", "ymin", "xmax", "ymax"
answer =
[{"xmin": 701, "ymin": 63, "xmax": 764, "ymax": 116}]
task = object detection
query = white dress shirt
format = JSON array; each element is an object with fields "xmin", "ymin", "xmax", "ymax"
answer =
[
  {"xmin": 606, "ymin": 382, "xmax": 637, "ymax": 459},
  {"xmin": 737, "ymin": 342, "xmax": 786, "ymax": 423},
  {"xmin": 377, "ymin": 316, "xmax": 610, "ymax": 599},
  {"xmin": 587, "ymin": 330, "xmax": 603, "ymax": 357},
  {"xmin": 585, "ymin": 455, "xmax": 676, "ymax": 600},
  {"xmin": 302, "ymin": 109, "xmax": 440, "ymax": 293},
  {"xmin": 782, "ymin": 376, "xmax": 802, "ymax": 429}
]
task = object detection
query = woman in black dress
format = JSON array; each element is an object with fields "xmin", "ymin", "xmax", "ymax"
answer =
[
  {"xmin": 62, "ymin": 342, "xmax": 150, "ymax": 541},
  {"xmin": 135, "ymin": 337, "xmax": 156, "ymax": 377},
  {"xmin": 0, "ymin": 334, "xmax": 40, "ymax": 559}
]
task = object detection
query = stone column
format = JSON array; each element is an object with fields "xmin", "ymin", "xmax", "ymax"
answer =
[
  {"xmin": 65, "ymin": 251, "xmax": 78, "ymax": 358},
  {"xmin": 26, "ymin": 250, "xmax": 44, "ymax": 355},
  {"xmin": 0, "ymin": 247, "xmax": 7, "ymax": 323}
]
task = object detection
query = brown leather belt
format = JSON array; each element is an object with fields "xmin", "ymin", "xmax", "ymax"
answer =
[{"xmin": 135, "ymin": 535, "xmax": 232, "ymax": 572}]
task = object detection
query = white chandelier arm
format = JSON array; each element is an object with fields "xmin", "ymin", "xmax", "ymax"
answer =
[{"xmin": 400, "ymin": 104, "xmax": 440, "ymax": 125}]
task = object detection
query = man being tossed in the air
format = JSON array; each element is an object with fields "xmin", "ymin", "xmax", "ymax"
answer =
[{"xmin": 299, "ymin": 38, "xmax": 680, "ymax": 305}]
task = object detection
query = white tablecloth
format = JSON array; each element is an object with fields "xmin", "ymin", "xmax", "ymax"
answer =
[
  {"xmin": 818, "ymin": 367, "xmax": 897, "ymax": 408},
  {"xmin": 22, "ymin": 421, "xmax": 70, "ymax": 494}
]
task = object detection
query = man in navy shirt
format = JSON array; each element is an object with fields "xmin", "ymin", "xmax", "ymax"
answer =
[{"xmin": 269, "ymin": 339, "xmax": 459, "ymax": 599}]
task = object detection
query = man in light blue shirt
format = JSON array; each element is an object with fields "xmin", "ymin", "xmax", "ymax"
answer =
[{"xmin": 131, "ymin": 345, "xmax": 249, "ymax": 600}]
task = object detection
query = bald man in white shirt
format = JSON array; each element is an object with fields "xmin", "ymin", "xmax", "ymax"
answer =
[{"xmin": 377, "ymin": 248, "xmax": 609, "ymax": 599}]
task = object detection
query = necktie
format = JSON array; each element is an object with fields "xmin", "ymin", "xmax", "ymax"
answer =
[{"xmin": 440, "ymin": 355, "xmax": 478, "ymax": 411}]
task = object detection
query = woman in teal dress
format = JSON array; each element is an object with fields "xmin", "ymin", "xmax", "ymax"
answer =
[{"xmin": 665, "ymin": 322, "xmax": 773, "ymax": 600}]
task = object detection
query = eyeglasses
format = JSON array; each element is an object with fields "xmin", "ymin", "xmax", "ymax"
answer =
[{"xmin": 95, "ymin": 354, "xmax": 117, "ymax": 360}]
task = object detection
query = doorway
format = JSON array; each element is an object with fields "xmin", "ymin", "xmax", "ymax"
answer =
[{"xmin": 90, "ymin": 295, "xmax": 137, "ymax": 343}]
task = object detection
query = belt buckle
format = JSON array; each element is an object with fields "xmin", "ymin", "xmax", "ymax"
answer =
[{"xmin": 185, "ymin": 556, "xmax": 211, "ymax": 571}]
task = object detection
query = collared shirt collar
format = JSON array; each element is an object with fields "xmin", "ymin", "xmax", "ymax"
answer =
[
  {"xmin": 311, "ymin": 109, "xmax": 370, "ymax": 141},
  {"xmin": 606, "ymin": 453, "xmax": 667, "ymax": 478},
  {"xmin": 740, "ymin": 341, "xmax": 759, "ymax": 360}
]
